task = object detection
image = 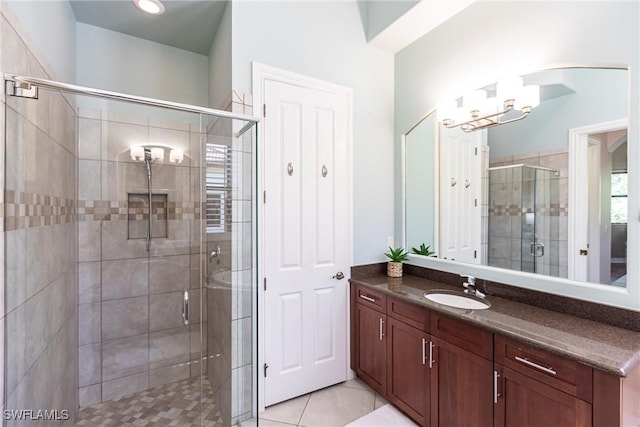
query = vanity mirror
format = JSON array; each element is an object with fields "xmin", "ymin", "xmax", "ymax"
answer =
[{"xmin": 403, "ymin": 67, "xmax": 633, "ymax": 306}]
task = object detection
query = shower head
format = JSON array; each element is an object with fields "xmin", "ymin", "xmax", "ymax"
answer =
[{"xmin": 143, "ymin": 147, "xmax": 152, "ymax": 178}]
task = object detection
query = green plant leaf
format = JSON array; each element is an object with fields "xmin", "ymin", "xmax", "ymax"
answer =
[{"xmin": 384, "ymin": 246, "xmax": 409, "ymax": 262}]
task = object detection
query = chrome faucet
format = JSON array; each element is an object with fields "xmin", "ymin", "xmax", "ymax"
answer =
[
  {"xmin": 209, "ymin": 245, "xmax": 221, "ymax": 264},
  {"xmin": 461, "ymin": 274, "xmax": 485, "ymax": 298}
]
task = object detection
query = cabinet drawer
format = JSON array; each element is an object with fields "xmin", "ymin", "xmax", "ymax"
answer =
[
  {"xmin": 354, "ymin": 284, "xmax": 387, "ymax": 312},
  {"xmin": 495, "ymin": 335, "xmax": 592, "ymax": 402},
  {"xmin": 431, "ymin": 312, "xmax": 493, "ymax": 360},
  {"xmin": 387, "ymin": 297, "xmax": 429, "ymax": 332}
]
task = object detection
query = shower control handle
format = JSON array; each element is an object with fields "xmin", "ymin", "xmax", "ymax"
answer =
[
  {"xmin": 182, "ymin": 290, "xmax": 189, "ymax": 326},
  {"xmin": 530, "ymin": 242, "xmax": 545, "ymax": 257}
]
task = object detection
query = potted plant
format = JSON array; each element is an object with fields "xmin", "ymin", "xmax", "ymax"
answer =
[
  {"xmin": 411, "ymin": 243, "xmax": 436, "ymax": 257},
  {"xmin": 384, "ymin": 247, "xmax": 409, "ymax": 277}
]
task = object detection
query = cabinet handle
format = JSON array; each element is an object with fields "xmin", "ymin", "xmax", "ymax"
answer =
[
  {"xmin": 493, "ymin": 370, "xmax": 501, "ymax": 404},
  {"xmin": 514, "ymin": 356, "xmax": 557, "ymax": 375},
  {"xmin": 429, "ymin": 341, "xmax": 435, "ymax": 368},
  {"xmin": 422, "ymin": 338, "xmax": 427, "ymax": 365},
  {"xmin": 379, "ymin": 318, "xmax": 385, "ymax": 341},
  {"xmin": 360, "ymin": 294, "xmax": 376, "ymax": 303}
]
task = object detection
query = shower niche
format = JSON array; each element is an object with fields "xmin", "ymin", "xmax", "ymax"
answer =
[{"xmin": 127, "ymin": 193, "xmax": 168, "ymax": 239}]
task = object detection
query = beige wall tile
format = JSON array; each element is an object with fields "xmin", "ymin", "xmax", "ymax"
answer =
[{"xmin": 101, "ymin": 296, "xmax": 148, "ymax": 341}]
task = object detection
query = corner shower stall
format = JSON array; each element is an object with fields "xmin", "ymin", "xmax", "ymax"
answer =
[
  {"xmin": 487, "ymin": 164, "xmax": 561, "ymax": 276},
  {"xmin": 2, "ymin": 74, "xmax": 258, "ymax": 426}
]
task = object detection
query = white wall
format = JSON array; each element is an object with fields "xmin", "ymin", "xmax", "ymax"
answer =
[
  {"xmin": 1, "ymin": 0, "xmax": 76, "ymax": 82},
  {"xmin": 76, "ymin": 22, "xmax": 209, "ymax": 106},
  {"xmin": 394, "ymin": 1, "xmax": 640, "ymax": 244},
  {"xmin": 208, "ymin": 2, "xmax": 232, "ymax": 109},
  {"xmin": 231, "ymin": 1, "xmax": 395, "ymax": 265}
]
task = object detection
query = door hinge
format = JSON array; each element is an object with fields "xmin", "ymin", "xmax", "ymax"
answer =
[
  {"xmin": 475, "ymin": 147, "xmax": 478, "ymax": 155},
  {"xmin": 264, "ymin": 363, "xmax": 269, "ymax": 377},
  {"xmin": 263, "ymin": 277, "xmax": 267, "ymax": 291},
  {"xmin": 474, "ymin": 250, "xmax": 477, "ymax": 259},
  {"xmin": 263, "ymin": 104, "xmax": 266, "ymax": 117},
  {"xmin": 263, "ymin": 190, "xmax": 266, "ymax": 204},
  {"xmin": 474, "ymin": 198, "xmax": 477, "ymax": 207}
]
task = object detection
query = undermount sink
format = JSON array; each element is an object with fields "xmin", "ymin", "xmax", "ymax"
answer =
[{"xmin": 424, "ymin": 290, "xmax": 491, "ymax": 310}]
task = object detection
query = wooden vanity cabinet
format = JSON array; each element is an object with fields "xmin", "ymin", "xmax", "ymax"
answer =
[
  {"xmin": 429, "ymin": 313, "xmax": 494, "ymax": 427},
  {"xmin": 350, "ymin": 283, "xmax": 639, "ymax": 427},
  {"xmin": 351, "ymin": 285, "xmax": 387, "ymax": 395},
  {"xmin": 386, "ymin": 299, "xmax": 430, "ymax": 425},
  {"xmin": 494, "ymin": 336, "xmax": 593, "ymax": 427}
]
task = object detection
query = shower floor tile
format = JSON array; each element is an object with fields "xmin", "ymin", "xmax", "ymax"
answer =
[{"xmin": 75, "ymin": 376, "xmax": 222, "ymax": 427}]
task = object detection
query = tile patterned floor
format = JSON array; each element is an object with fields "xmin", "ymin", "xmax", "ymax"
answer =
[
  {"xmin": 258, "ymin": 378, "xmax": 389, "ymax": 427},
  {"xmin": 75, "ymin": 376, "xmax": 222, "ymax": 427}
]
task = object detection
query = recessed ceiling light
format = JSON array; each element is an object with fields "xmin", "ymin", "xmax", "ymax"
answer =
[{"xmin": 133, "ymin": 0, "xmax": 165, "ymax": 15}]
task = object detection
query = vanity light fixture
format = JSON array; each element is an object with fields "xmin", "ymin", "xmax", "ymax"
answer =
[
  {"xmin": 437, "ymin": 76, "xmax": 540, "ymax": 132},
  {"xmin": 133, "ymin": 0, "xmax": 165, "ymax": 15}
]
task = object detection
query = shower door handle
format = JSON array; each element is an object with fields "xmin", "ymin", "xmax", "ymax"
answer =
[
  {"xmin": 530, "ymin": 242, "xmax": 545, "ymax": 257},
  {"xmin": 182, "ymin": 290, "xmax": 189, "ymax": 326}
]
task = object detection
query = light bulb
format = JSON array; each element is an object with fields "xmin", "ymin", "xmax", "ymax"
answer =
[
  {"xmin": 497, "ymin": 76, "xmax": 523, "ymax": 107},
  {"xmin": 133, "ymin": 0, "xmax": 165, "ymax": 15},
  {"xmin": 130, "ymin": 145, "xmax": 144, "ymax": 162},
  {"xmin": 151, "ymin": 147, "xmax": 164, "ymax": 162},
  {"xmin": 170, "ymin": 149, "xmax": 184, "ymax": 164},
  {"xmin": 463, "ymin": 90, "xmax": 486, "ymax": 117},
  {"xmin": 437, "ymin": 101, "xmax": 457, "ymax": 124},
  {"xmin": 514, "ymin": 85, "xmax": 540, "ymax": 111}
]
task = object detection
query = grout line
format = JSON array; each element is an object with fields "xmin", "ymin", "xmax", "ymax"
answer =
[{"xmin": 296, "ymin": 394, "xmax": 312, "ymax": 426}]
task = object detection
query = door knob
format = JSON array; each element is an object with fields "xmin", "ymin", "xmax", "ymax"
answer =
[{"xmin": 333, "ymin": 271, "xmax": 345, "ymax": 280}]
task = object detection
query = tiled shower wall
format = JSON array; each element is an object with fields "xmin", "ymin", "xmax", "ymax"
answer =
[
  {"xmin": 2, "ymin": 12, "xmax": 79, "ymax": 425},
  {"xmin": 489, "ymin": 148, "xmax": 568, "ymax": 277},
  {"xmin": 206, "ymin": 91, "xmax": 254, "ymax": 425},
  {"xmin": 76, "ymin": 108, "xmax": 207, "ymax": 406}
]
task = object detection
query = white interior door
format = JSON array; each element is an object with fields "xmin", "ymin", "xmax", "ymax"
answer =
[
  {"xmin": 439, "ymin": 125, "xmax": 483, "ymax": 263},
  {"xmin": 263, "ymin": 77, "xmax": 350, "ymax": 406}
]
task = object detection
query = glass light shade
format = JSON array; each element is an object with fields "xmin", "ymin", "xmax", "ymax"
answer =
[
  {"xmin": 497, "ymin": 76, "xmax": 523, "ymax": 104},
  {"xmin": 437, "ymin": 101, "xmax": 457, "ymax": 123},
  {"xmin": 454, "ymin": 107, "xmax": 470, "ymax": 123},
  {"xmin": 170, "ymin": 149, "xmax": 184, "ymax": 164},
  {"xmin": 150, "ymin": 147, "xmax": 164, "ymax": 162},
  {"xmin": 130, "ymin": 145, "xmax": 144, "ymax": 161},
  {"xmin": 134, "ymin": 0, "xmax": 165, "ymax": 14},
  {"xmin": 514, "ymin": 85, "xmax": 540, "ymax": 110},
  {"xmin": 482, "ymin": 97, "xmax": 500, "ymax": 116},
  {"xmin": 463, "ymin": 89, "xmax": 487, "ymax": 113}
]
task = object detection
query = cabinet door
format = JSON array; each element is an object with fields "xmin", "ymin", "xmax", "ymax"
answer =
[
  {"xmin": 355, "ymin": 303, "xmax": 386, "ymax": 395},
  {"xmin": 387, "ymin": 318, "xmax": 430, "ymax": 426},
  {"xmin": 494, "ymin": 365, "xmax": 592, "ymax": 427},
  {"xmin": 430, "ymin": 336, "xmax": 493, "ymax": 427}
]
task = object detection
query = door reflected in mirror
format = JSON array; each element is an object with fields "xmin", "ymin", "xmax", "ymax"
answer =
[{"xmin": 403, "ymin": 67, "xmax": 628, "ymax": 287}]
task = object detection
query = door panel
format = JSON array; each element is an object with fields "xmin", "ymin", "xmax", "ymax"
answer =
[
  {"xmin": 439, "ymin": 126, "xmax": 483, "ymax": 263},
  {"xmin": 264, "ymin": 78, "xmax": 349, "ymax": 405}
]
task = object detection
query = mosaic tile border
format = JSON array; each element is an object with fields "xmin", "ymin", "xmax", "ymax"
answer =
[
  {"xmin": 4, "ymin": 190, "xmax": 76, "ymax": 231},
  {"xmin": 489, "ymin": 203, "xmax": 568, "ymax": 217},
  {"xmin": 4, "ymin": 190, "xmax": 204, "ymax": 231},
  {"xmin": 76, "ymin": 200, "xmax": 202, "ymax": 222}
]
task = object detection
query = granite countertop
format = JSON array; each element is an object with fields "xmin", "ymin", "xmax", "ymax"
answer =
[{"xmin": 350, "ymin": 273, "xmax": 640, "ymax": 377}]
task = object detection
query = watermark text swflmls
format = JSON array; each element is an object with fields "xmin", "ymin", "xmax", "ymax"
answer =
[{"xmin": 3, "ymin": 410, "xmax": 70, "ymax": 421}]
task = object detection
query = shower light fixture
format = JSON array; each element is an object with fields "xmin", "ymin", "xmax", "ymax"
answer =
[
  {"xmin": 437, "ymin": 76, "xmax": 540, "ymax": 132},
  {"xmin": 133, "ymin": 0, "xmax": 165, "ymax": 15},
  {"xmin": 130, "ymin": 145, "xmax": 185, "ymax": 164},
  {"xmin": 130, "ymin": 145, "xmax": 145, "ymax": 162}
]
